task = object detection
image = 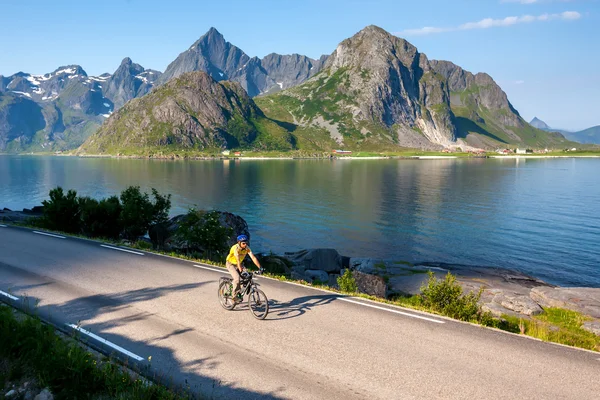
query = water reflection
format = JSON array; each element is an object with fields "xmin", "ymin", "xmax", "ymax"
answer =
[{"xmin": 1, "ymin": 155, "xmax": 599, "ymax": 286}]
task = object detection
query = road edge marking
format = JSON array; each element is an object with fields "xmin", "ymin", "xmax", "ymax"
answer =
[
  {"xmin": 338, "ymin": 298, "xmax": 445, "ymax": 323},
  {"xmin": 193, "ymin": 264, "xmax": 228, "ymax": 274},
  {"xmin": 33, "ymin": 231, "xmax": 65, "ymax": 239},
  {"xmin": 0, "ymin": 290, "xmax": 19, "ymax": 301},
  {"xmin": 66, "ymin": 324, "xmax": 144, "ymax": 361},
  {"xmin": 0, "ymin": 224, "xmax": 7, "ymax": 228},
  {"xmin": 100, "ymin": 245, "xmax": 144, "ymax": 256}
]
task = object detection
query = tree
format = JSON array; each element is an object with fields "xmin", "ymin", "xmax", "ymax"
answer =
[
  {"xmin": 119, "ymin": 186, "xmax": 171, "ymax": 241},
  {"xmin": 41, "ymin": 187, "xmax": 81, "ymax": 233}
]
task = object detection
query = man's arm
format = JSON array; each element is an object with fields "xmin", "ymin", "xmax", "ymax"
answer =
[{"xmin": 248, "ymin": 251, "xmax": 262, "ymax": 270}]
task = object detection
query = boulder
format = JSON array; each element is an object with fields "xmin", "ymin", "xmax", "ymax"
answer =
[
  {"xmin": 149, "ymin": 210, "xmax": 249, "ymax": 252},
  {"xmin": 530, "ymin": 287, "xmax": 600, "ymax": 319},
  {"xmin": 353, "ymin": 270, "xmax": 387, "ymax": 297},
  {"xmin": 305, "ymin": 270, "xmax": 329, "ymax": 284},
  {"xmin": 283, "ymin": 249, "xmax": 342, "ymax": 273},
  {"xmin": 256, "ymin": 254, "xmax": 292, "ymax": 275},
  {"xmin": 490, "ymin": 291, "xmax": 543, "ymax": 316}
]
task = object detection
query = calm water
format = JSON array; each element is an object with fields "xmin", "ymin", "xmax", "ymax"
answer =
[{"xmin": 1, "ymin": 155, "xmax": 599, "ymax": 287}]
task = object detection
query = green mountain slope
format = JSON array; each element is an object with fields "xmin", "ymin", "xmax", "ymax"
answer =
[{"xmin": 78, "ymin": 71, "xmax": 296, "ymax": 155}]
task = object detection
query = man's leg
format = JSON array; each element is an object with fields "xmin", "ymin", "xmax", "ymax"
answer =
[{"xmin": 226, "ymin": 262, "xmax": 241, "ymax": 297}]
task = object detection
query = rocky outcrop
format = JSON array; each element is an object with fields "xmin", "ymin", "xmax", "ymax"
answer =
[
  {"xmin": 530, "ymin": 287, "xmax": 600, "ymax": 319},
  {"xmin": 430, "ymin": 59, "xmax": 522, "ymax": 129},
  {"xmin": 148, "ymin": 210, "xmax": 249, "ymax": 253},
  {"xmin": 0, "ymin": 207, "xmax": 44, "ymax": 223}
]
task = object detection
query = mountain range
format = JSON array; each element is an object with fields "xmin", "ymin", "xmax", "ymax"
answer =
[
  {"xmin": 1, "ymin": 26, "xmax": 577, "ymax": 154},
  {"xmin": 530, "ymin": 117, "xmax": 600, "ymax": 145}
]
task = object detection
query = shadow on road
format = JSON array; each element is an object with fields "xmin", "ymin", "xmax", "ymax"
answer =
[
  {"xmin": 2, "ymin": 279, "xmax": 288, "ymax": 399},
  {"xmin": 266, "ymin": 294, "xmax": 338, "ymax": 320}
]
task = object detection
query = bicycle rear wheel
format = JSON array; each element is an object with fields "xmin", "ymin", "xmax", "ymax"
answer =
[
  {"xmin": 248, "ymin": 288, "xmax": 269, "ymax": 320},
  {"xmin": 218, "ymin": 280, "xmax": 236, "ymax": 310}
]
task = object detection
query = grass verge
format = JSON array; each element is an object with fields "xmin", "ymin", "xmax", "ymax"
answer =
[{"xmin": 0, "ymin": 305, "xmax": 188, "ymax": 399}]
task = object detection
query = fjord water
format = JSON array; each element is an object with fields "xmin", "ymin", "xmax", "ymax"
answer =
[{"xmin": 1, "ymin": 156, "xmax": 598, "ymax": 287}]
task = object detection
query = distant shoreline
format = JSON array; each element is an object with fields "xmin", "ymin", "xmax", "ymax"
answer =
[{"xmin": 2, "ymin": 153, "xmax": 600, "ymax": 160}]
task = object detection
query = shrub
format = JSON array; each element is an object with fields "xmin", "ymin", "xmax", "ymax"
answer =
[
  {"xmin": 420, "ymin": 271, "xmax": 482, "ymax": 321},
  {"xmin": 79, "ymin": 196, "xmax": 122, "ymax": 239},
  {"xmin": 175, "ymin": 209, "xmax": 233, "ymax": 261},
  {"xmin": 41, "ymin": 187, "xmax": 81, "ymax": 233},
  {"xmin": 119, "ymin": 187, "xmax": 171, "ymax": 241},
  {"xmin": 337, "ymin": 269, "xmax": 358, "ymax": 293}
]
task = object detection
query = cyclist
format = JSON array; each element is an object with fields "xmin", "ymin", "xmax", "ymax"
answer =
[{"xmin": 226, "ymin": 234, "xmax": 262, "ymax": 302}]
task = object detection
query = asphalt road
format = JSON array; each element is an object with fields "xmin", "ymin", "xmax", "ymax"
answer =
[{"xmin": 0, "ymin": 225, "xmax": 598, "ymax": 399}]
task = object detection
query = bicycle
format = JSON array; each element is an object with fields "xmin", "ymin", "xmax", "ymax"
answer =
[{"xmin": 218, "ymin": 269, "xmax": 269, "ymax": 320}]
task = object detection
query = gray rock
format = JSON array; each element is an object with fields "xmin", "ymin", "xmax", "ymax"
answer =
[
  {"xmin": 6, "ymin": 389, "xmax": 17, "ymax": 398},
  {"xmin": 283, "ymin": 248, "xmax": 342, "ymax": 273},
  {"xmin": 305, "ymin": 270, "xmax": 329, "ymax": 284},
  {"xmin": 349, "ymin": 258, "xmax": 386, "ymax": 274},
  {"xmin": 148, "ymin": 210, "xmax": 249, "ymax": 253},
  {"xmin": 582, "ymin": 320, "xmax": 600, "ymax": 336},
  {"xmin": 353, "ymin": 270, "xmax": 387, "ymax": 297},
  {"xmin": 495, "ymin": 292, "xmax": 543, "ymax": 316},
  {"xmin": 530, "ymin": 287, "xmax": 600, "ymax": 319},
  {"xmin": 34, "ymin": 389, "xmax": 53, "ymax": 400},
  {"xmin": 328, "ymin": 273, "xmax": 340, "ymax": 288}
]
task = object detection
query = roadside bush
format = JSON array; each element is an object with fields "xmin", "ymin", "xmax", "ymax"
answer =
[
  {"xmin": 338, "ymin": 269, "xmax": 358, "ymax": 293},
  {"xmin": 420, "ymin": 271, "xmax": 482, "ymax": 321},
  {"xmin": 79, "ymin": 196, "xmax": 122, "ymax": 239},
  {"xmin": 175, "ymin": 209, "xmax": 233, "ymax": 261},
  {"xmin": 119, "ymin": 187, "xmax": 171, "ymax": 241},
  {"xmin": 41, "ymin": 187, "xmax": 81, "ymax": 233}
]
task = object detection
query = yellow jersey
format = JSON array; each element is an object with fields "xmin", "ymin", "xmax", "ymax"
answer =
[{"xmin": 226, "ymin": 243, "xmax": 251, "ymax": 265}]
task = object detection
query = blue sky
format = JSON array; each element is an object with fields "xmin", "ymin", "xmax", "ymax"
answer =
[{"xmin": 1, "ymin": 0, "xmax": 598, "ymax": 130}]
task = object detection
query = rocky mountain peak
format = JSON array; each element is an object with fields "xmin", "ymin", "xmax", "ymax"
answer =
[
  {"xmin": 52, "ymin": 65, "xmax": 87, "ymax": 77},
  {"xmin": 530, "ymin": 117, "xmax": 551, "ymax": 130},
  {"xmin": 306, "ymin": 26, "xmax": 454, "ymax": 147},
  {"xmin": 326, "ymin": 25, "xmax": 424, "ymax": 73},
  {"xmin": 103, "ymin": 58, "xmax": 158, "ymax": 109}
]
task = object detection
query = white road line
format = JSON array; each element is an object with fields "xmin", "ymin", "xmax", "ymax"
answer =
[
  {"xmin": 193, "ymin": 264, "xmax": 228, "ymax": 274},
  {"xmin": 338, "ymin": 298, "xmax": 445, "ymax": 324},
  {"xmin": 67, "ymin": 324, "xmax": 144, "ymax": 361},
  {"xmin": 0, "ymin": 290, "xmax": 19, "ymax": 301},
  {"xmin": 100, "ymin": 245, "xmax": 144, "ymax": 256},
  {"xmin": 33, "ymin": 231, "xmax": 65, "ymax": 239},
  {"xmin": 193, "ymin": 263, "xmax": 442, "ymax": 323},
  {"xmin": 0, "ymin": 224, "xmax": 7, "ymax": 228}
]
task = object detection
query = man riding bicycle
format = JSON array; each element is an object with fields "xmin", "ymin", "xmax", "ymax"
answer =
[{"xmin": 226, "ymin": 234, "xmax": 262, "ymax": 302}]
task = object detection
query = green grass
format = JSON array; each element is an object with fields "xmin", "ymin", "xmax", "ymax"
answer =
[
  {"xmin": 500, "ymin": 309, "xmax": 600, "ymax": 351},
  {"xmin": 0, "ymin": 306, "xmax": 189, "ymax": 399}
]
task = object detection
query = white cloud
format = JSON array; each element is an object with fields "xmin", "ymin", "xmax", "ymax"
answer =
[
  {"xmin": 397, "ymin": 11, "xmax": 581, "ymax": 35},
  {"xmin": 515, "ymin": 80, "xmax": 525, "ymax": 84}
]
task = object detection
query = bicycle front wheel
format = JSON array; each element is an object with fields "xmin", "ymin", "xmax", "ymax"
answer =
[
  {"xmin": 248, "ymin": 288, "xmax": 269, "ymax": 320},
  {"xmin": 218, "ymin": 280, "xmax": 236, "ymax": 310}
]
